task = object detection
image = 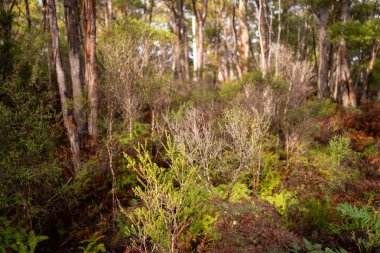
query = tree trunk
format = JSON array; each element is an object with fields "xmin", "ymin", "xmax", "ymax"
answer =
[
  {"xmin": 196, "ymin": 19, "xmax": 204, "ymax": 80},
  {"xmin": 107, "ymin": 0, "xmax": 113, "ymax": 23},
  {"xmin": 191, "ymin": 0, "xmax": 208, "ymax": 81},
  {"xmin": 84, "ymin": 0, "xmax": 99, "ymax": 151},
  {"xmin": 192, "ymin": 15, "xmax": 198, "ymax": 81},
  {"xmin": 316, "ymin": 6, "xmax": 330, "ymax": 98},
  {"xmin": 165, "ymin": 0, "xmax": 188, "ymax": 81},
  {"xmin": 48, "ymin": 0, "xmax": 80, "ymax": 171},
  {"xmin": 171, "ymin": 14, "xmax": 184, "ymax": 81},
  {"xmin": 144, "ymin": 0, "xmax": 154, "ymax": 23},
  {"xmin": 339, "ymin": 0, "xmax": 356, "ymax": 108},
  {"xmin": 42, "ymin": 0, "xmax": 48, "ymax": 31},
  {"xmin": 182, "ymin": 11, "xmax": 190, "ymax": 80},
  {"xmin": 237, "ymin": 0, "xmax": 250, "ymax": 74},
  {"xmin": 232, "ymin": 5, "xmax": 242, "ymax": 79},
  {"xmin": 104, "ymin": 0, "xmax": 113, "ymax": 26},
  {"xmin": 274, "ymin": 0, "xmax": 281, "ymax": 76},
  {"xmin": 24, "ymin": 0, "xmax": 31, "ymax": 31},
  {"xmin": 256, "ymin": 0, "xmax": 269, "ymax": 76},
  {"xmin": 64, "ymin": 0, "xmax": 85, "ymax": 145},
  {"xmin": 361, "ymin": 41, "xmax": 379, "ymax": 103}
]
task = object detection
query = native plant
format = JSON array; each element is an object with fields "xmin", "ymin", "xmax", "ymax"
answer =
[
  {"xmin": 123, "ymin": 139, "xmax": 211, "ymax": 253},
  {"xmin": 98, "ymin": 18, "xmax": 173, "ymax": 138},
  {"xmin": 328, "ymin": 136, "xmax": 352, "ymax": 167},
  {"xmin": 0, "ymin": 217, "xmax": 48, "ymax": 253},
  {"xmin": 336, "ymin": 203, "xmax": 380, "ymax": 253},
  {"xmin": 222, "ymin": 107, "xmax": 269, "ymax": 194},
  {"xmin": 167, "ymin": 107, "xmax": 224, "ymax": 191}
]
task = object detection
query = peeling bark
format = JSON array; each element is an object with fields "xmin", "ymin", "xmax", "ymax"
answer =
[
  {"xmin": 48, "ymin": 0, "xmax": 80, "ymax": 171},
  {"xmin": 64, "ymin": 0, "xmax": 85, "ymax": 144},
  {"xmin": 84, "ymin": 0, "xmax": 99, "ymax": 151}
]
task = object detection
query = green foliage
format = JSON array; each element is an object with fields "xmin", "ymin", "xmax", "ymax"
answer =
[
  {"xmin": 0, "ymin": 27, "xmax": 62, "ymax": 229},
  {"xmin": 212, "ymin": 183, "xmax": 252, "ymax": 203},
  {"xmin": 0, "ymin": 217, "xmax": 48, "ymax": 253},
  {"xmin": 263, "ymin": 190, "xmax": 298, "ymax": 216},
  {"xmin": 363, "ymin": 144, "xmax": 378, "ymax": 159},
  {"xmin": 298, "ymin": 198, "xmax": 333, "ymax": 234},
  {"xmin": 218, "ymin": 80, "xmax": 244, "ymax": 101},
  {"xmin": 328, "ymin": 136, "xmax": 351, "ymax": 167},
  {"xmin": 78, "ymin": 232, "xmax": 106, "ymax": 253},
  {"xmin": 123, "ymin": 139, "xmax": 213, "ymax": 252},
  {"xmin": 335, "ymin": 203, "xmax": 380, "ymax": 252},
  {"xmin": 329, "ymin": 19, "xmax": 380, "ymax": 47},
  {"xmin": 259, "ymin": 151, "xmax": 283, "ymax": 197},
  {"xmin": 300, "ymin": 238, "xmax": 348, "ymax": 253}
]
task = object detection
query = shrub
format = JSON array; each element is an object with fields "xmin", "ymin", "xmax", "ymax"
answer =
[
  {"xmin": 123, "ymin": 140, "xmax": 213, "ymax": 253},
  {"xmin": 0, "ymin": 217, "xmax": 48, "ymax": 253},
  {"xmin": 328, "ymin": 136, "xmax": 352, "ymax": 167},
  {"xmin": 335, "ymin": 203, "xmax": 380, "ymax": 253}
]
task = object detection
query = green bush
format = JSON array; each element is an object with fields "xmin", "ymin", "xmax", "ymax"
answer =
[
  {"xmin": 335, "ymin": 203, "xmax": 380, "ymax": 253},
  {"xmin": 0, "ymin": 217, "xmax": 48, "ymax": 253},
  {"xmin": 123, "ymin": 139, "xmax": 213, "ymax": 253},
  {"xmin": 328, "ymin": 136, "xmax": 352, "ymax": 167}
]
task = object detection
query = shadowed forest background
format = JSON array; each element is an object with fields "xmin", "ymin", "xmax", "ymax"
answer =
[{"xmin": 1, "ymin": 0, "xmax": 380, "ymax": 252}]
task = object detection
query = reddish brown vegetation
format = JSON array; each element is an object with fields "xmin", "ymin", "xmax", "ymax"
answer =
[{"xmin": 208, "ymin": 200, "xmax": 300, "ymax": 252}]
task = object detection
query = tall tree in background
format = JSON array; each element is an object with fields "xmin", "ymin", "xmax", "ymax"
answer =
[
  {"xmin": 191, "ymin": 0, "xmax": 208, "ymax": 81},
  {"xmin": 237, "ymin": 0, "xmax": 250, "ymax": 74},
  {"xmin": 64, "ymin": 0, "xmax": 85, "ymax": 144},
  {"xmin": 256, "ymin": 0, "xmax": 270, "ymax": 76},
  {"xmin": 48, "ymin": 0, "xmax": 80, "ymax": 170},
  {"xmin": 104, "ymin": 0, "xmax": 113, "ymax": 26},
  {"xmin": 144, "ymin": 0, "xmax": 154, "ymax": 23},
  {"xmin": 315, "ymin": 3, "xmax": 331, "ymax": 98},
  {"xmin": 84, "ymin": 0, "xmax": 99, "ymax": 151},
  {"xmin": 336, "ymin": 0, "xmax": 356, "ymax": 108},
  {"xmin": 165, "ymin": 0, "xmax": 189, "ymax": 81},
  {"xmin": 24, "ymin": 0, "xmax": 31, "ymax": 31},
  {"xmin": 328, "ymin": 0, "xmax": 356, "ymax": 107}
]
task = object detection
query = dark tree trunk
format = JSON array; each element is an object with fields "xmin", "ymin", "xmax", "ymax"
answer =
[{"xmin": 24, "ymin": 0, "xmax": 31, "ymax": 31}]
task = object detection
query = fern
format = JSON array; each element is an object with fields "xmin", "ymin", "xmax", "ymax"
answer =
[{"xmin": 337, "ymin": 203, "xmax": 380, "ymax": 253}]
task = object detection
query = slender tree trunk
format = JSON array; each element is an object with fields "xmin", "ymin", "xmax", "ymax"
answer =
[
  {"xmin": 191, "ymin": 0, "xmax": 208, "ymax": 81},
  {"xmin": 144, "ymin": 0, "xmax": 154, "ymax": 23},
  {"xmin": 24, "ymin": 0, "xmax": 31, "ymax": 31},
  {"xmin": 274, "ymin": 0, "xmax": 281, "ymax": 76},
  {"xmin": 316, "ymin": 7, "xmax": 330, "ymax": 98},
  {"xmin": 48, "ymin": 0, "xmax": 80, "ymax": 171},
  {"xmin": 221, "ymin": 9, "xmax": 231, "ymax": 81},
  {"xmin": 196, "ymin": 19, "xmax": 204, "ymax": 80},
  {"xmin": 256, "ymin": 0, "xmax": 269, "ymax": 76},
  {"xmin": 182, "ymin": 12, "xmax": 190, "ymax": 80},
  {"xmin": 42, "ymin": 0, "xmax": 48, "ymax": 31},
  {"xmin": 232, "ymin": 5, "xmax": 242, "ymax": 79},
  {"xmin": 171, "ymin": 15, "xmax": 184, "ymax": 81},
  {"xmin": 84, "ymin": 0, "xmax": 99, "ymax": 151},
  {"xmin": 107, "ymin": 0, "xmax": 112, "ymax": 22},
  {"xmin": 104, "ymin": 0, "xmax": 112, "ymax": 26},
  {"xmin": 192, "ymin": 15, "xmax": 198, "ymax": 81},
  {"xmin": 237, "ymin": 0, "xmax": 250, "ymax": 74},
  {"xmin": 340, "ymin": 0, "xmax": 356, "ymax": 108},
  {"xmin": 361, "ymin": 41, "xmax": 379, "ymax": 103},
  {"xmin": 64, "ymin": 0, "xmax": 85, "ymax": 146},
  {"xmin": 165, "ymin": 0, "xmax": 187, "ymax": 81}
]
